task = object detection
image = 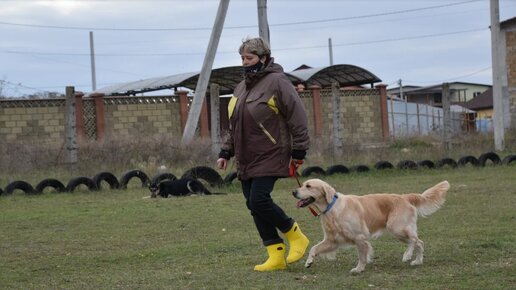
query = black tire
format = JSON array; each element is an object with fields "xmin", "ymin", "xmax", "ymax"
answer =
[
  {"xmin": 223, "ymin": 171, "xmax": 238, "ymax": 185},
  {"xmin": 397, "ymin": 160, "xmax": 418, "ymax": 170},
  {"xmin": 478, "ymin": 152, "xmax": 501, "ymax": 166},
  {"xmin": 350, "ymin": 165, "xmax": 370, "ymax": 173},
  {"xmin": 92, "ymin": 172, "xmax": 120, "ymax": 190},
  {"xmin": 150, "ymin": 172, "xmax": 177, "ymax": 186},
  {"xmin": 325, "ymin": 165, "xmax": 349, "ymax": 175},
  {"xmin": 502, "ymin": 154, "xmax": 516, "ymax": 165},
  {"xmin": 181, "ymin": 166, "xmax": 224, "ymax": 187},
  {"xmin": 35, "ymin": 178, "xmax": 65, "ymax": 193},
  {"xmin": 417, "ymin": 160, "xmax": 435, "ymax": 169},
  {"xmin": 374, "ymin": 161, "xmax": 394, "ymax": 170},
  {"xmin": 436, "ymin": 158, "xmax": 458, "ymax": 169},
  {"xmin": 301, "ymin": 166, "xmax": 326, "ymax": 177},
  {"xmin": 4, "ymin": 180, "xmax": 35, "ymax": 195},
  {"xmin": 457, "ymin": 155, "xmax": 480, "ymax": 167},
  {"xmin": 119, "ymin": 169, "xmax": 150, "ymax": 189},
  {"xmin": 66, "ymin": 177, "xmax": 98, "ymax": 192}
]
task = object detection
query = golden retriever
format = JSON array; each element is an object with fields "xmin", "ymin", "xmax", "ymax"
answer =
[{"xmin": 292, "ymin": 179, "xmax": 450, "ymax": 273}]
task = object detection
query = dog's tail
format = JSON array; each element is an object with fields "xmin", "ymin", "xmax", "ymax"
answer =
[{"xmin": 404, "ymin": 180, "xmax": 450, "ymax": 217}]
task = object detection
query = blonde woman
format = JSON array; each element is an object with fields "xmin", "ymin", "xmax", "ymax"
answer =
[{"xmin": 217, "ymin": 37, "xmax": 310, "ymax": 271}]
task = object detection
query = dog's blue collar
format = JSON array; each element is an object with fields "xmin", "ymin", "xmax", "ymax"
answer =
[{"xmin": 322, "ymin": 194, "xmax": 339, "ymax": 214}]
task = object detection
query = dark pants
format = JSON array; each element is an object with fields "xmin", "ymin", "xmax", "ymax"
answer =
[{"xmin": 241, "ymin": 176, "xmax": 294, "ymax": 246}]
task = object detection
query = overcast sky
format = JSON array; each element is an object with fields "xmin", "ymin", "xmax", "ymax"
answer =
[{"xmin": 0, "ymin": 0, "xmax": 514, "ymax": 97}]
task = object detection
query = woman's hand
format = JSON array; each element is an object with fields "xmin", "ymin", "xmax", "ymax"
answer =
[{"xmin": 217, "ymin": 158, "xmax": 228, "ymax": 170}]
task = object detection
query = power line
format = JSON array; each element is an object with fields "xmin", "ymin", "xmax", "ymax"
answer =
[
  {"xmin": 1, "ymin": 80, "xmax": 51, "ymax": 93},
  {"xmin": 403, "ymin": 66, "xmax": 492, "ymax": 84},
  {"xmin": 0, "ymin": 27, "xmax": 487, "ymax": 57},
  {"xmin": 0, "ymin": 0, "xmax": 481, "ymax": 31}
]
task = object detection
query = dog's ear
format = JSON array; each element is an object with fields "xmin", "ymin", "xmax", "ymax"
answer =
[{"xmin": 321, "ymin": 181, "xmax": 336, "ymax": 203}]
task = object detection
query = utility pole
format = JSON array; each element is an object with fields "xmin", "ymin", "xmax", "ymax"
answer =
[
  {"xmin": 89, "ymin": 31, "xmax": 97, "ymax": 91},
  {"xmin": 181, "ymin": 0, "xmax": 229, "ymax": 145},
  {"xmin": 490, "ymin": 0, "xmax": 505, "ymax": 150},
  {"xmin": 257, "ymin": 0, "xmax": 269, "ymax": 43},
  {"xmin": 442, "ymin": 83, "xmax": 452, "ymax": 151},
  {"xmin": 399, "ymin": 79, "xmax": 409, "ymax": 136},
  {"xmin": 328, "ymin": 38, "xmax": 334, "ymax": 65}
]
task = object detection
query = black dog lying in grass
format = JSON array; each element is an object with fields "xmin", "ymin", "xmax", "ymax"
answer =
[{"xmin": 148, "ymin": 178, "xmax": 224, "ymax": 198}]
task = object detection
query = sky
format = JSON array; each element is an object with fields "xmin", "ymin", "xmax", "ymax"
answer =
[{"xmin": 0, "ymin": 0, "xmax": 515, "ymax": 97}]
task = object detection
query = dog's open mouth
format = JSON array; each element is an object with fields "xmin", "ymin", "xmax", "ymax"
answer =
[{"xmin": 296, "ymin": 197, "xmax": 316, "ymax": 208}]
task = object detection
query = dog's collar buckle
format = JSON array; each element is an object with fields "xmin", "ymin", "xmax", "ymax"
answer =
[{"xmin": 322, "ymin": 194, "xmax": 339, "ymax": 215}]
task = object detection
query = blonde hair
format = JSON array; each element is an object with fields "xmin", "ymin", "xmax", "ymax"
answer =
[{"xmin": 239, "ymin": 37, "xmax": 271, "ymax": 57}]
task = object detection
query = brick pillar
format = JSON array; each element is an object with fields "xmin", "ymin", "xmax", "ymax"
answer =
[
  {"xmin": 91, "ymin": 93, "xmax": 106, "ymax": 141},
  {"xmin": 74, "ymin": 92, "xmax": 86, "ymax": 140},
  {"xmin": 309, "ymin": 85, "xmax": 323, "ymax": 137},
  {"xmin": 200, "ymin": 96, "xmax": 209, "ymax": 138},
  {"xmin": 177, "ymin": 90, "xmax": 189, "ymax": 132},
  {"xmin": 376, "ymin": 84, "xmax": 390, "ymax": 141}
]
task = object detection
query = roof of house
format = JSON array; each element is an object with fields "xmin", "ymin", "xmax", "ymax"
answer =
[
  {"xmin": 462, "ymin": 88, "xmax": 493, "ymax": 110},
  {"xmin": 501, "ymin": 16, "xmax": 516, "ymax": 29},
  {"xmin": 387, "ymin": 82, "xmax": 492, "ymax": 95},
  {"xmin": 92, "ymin": 64, "xmax": 381, "ymax": 96}
]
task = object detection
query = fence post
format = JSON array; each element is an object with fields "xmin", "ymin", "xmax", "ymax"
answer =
[
  {"xmin": 210, "ymin": 83, "xmax": 220, "ymax": 154},
  {"xmin": 331, "ymin": 82, "xmax": 343, "ymax": 156},
  {"xmin": 376, "ymin": 84, "xmax": 389, "ymax": 141},
  {"xmin": 309, "ymin": 85, "xmax": 323, "ymax": 137},
  {"xmin": 177, "ymin": 90, "xmax": 189, "ymax": 132},
  {"xmin": 65, "ymin": 86, "xmax": 78, "ymax": 164},
  {"xmin": 416, "ymin": 103, "xmax": 421, "ymax": 135},
  {"xmin": 200, "ymin": 95, "xmax": 209, "ymax": 138},
  {"xmin": 389, "ymin": 94, "xmax": 395, "ymax": 140},
  {"xmin": 442, "ymin": 83, "xmax": 452, "ymax": 151}
]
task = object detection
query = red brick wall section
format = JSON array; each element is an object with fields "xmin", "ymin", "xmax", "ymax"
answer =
[
  {"xmin": 200, "ymin": 96, "xmax": 209, "ymax": 138},
  {"xmin": 177, "ymin": 90, "xmax": 189, "ymax": 132},
  {"xmin": 74, "ymin": 92, "xmax": 86, "ymax": 140},
  {"xmin": 376, "ymin": 84, "xmax": 390, "ymax": 141},
  {"xmin": 91, "ymin": 93, "xmax": 105, "ymax": 141},
  {"xmin": 310, "ymin": 85, "xmax": 323, "ymax": 137}
]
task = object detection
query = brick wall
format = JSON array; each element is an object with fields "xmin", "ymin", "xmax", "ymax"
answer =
[
  {"xmin": 299, "ymin": 88, "xmax": 383, "ymax": 146},
  {"xmin": 103, "ymin": 96, "xmax": 183, "ymax": 138},
  {"xmin": 0, "ymin": 99, "xmax": 65, "ymax": 143},
  {"xmin": 1, "ymin": 87, "xmax": 386, "ymax": 147}
]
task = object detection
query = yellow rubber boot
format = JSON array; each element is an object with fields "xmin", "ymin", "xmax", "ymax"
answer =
[
  {"xmin": 284, "ymin": 222, "xmax": 309, "ymax": 264},
  {"xmin": 254, "ymin": 243, "xmax": 287, "ymax": 272}
]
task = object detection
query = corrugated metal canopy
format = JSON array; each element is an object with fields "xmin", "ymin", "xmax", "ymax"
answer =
[
  {"xmin": 92, "ymin": 64, "xmax": 380, "ymax": 96},
  {"xmin": 288, "ymin": 64, "xmax": 381, "ymax": 88},
  {"xmin": 94, "ymin": 71, "xmax": 199, "ymax": 96}
]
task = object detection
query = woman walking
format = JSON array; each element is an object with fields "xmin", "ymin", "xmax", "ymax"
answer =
[{"xmin": 217, "ymin": 37, "xmax": 310, "ymax": 271}]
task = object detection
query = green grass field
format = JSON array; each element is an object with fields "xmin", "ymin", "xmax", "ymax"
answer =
[{"xmin": 1, "ymin": 166, "xmax": 515, "ymax": 290}]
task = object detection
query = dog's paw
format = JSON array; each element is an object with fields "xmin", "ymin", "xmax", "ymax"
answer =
[
  {"xmin": 402, "ymin": 251, "xmax": 414, "ymax": 262},
  {"xmin": 410, "ymin": 259, "xmax": 423, "ymax": 266},
  {"xmin": 402, "ymin": 255, "xmax": 412, "ymax": 263},
  {"xmin": 350, "ymin": 266, "xmax": 365, "ymax": 274}
]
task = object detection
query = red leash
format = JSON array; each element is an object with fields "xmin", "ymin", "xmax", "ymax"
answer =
[{"xmin": 291, "ymin": 161, "xmax": 319, "ymax": 217}]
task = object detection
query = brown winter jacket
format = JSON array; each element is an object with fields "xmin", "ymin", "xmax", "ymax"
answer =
[{"xmin": 221, "ymin": 59, "xmax": 309, "ymax": 180}]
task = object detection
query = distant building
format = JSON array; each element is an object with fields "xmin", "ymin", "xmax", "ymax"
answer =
[
  {"xmin": 387, "ymin": 82, "xmax": 491, "ymax": 107},
  {"xmin": 462, "ymin": 88, "xmax": 493, "ymax": 120}
]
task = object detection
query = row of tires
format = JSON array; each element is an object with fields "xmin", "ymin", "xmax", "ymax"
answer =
[
  {"xmin": 1, "ymin": 152, "xmax": 514, "ymax": 196},
  {"xmin": 300, "ymin": 152, "xmax": 516, "ymax": 177},
  {"xmin": 0, "ymin": 166, "xmax": 226, "ymax": 196}
]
